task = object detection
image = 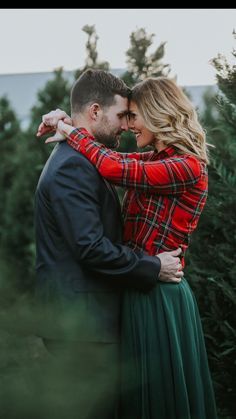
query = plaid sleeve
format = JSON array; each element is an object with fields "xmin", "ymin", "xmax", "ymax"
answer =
[
  {"xmin": 120, "ymin": 151, "xmax": 154, "ymax": 161},
  {"xmin": 67, "ymin": 129, "xmax": 203, "ymax": 194}
]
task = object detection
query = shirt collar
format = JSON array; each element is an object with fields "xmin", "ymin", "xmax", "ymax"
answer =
[
  {"xmin": 155, "ymin": 145, "xmax": 177, "ymax": 159},
  {"xmin": 76, "ymin": 127, "xmax": 95, "ymax": 141}
]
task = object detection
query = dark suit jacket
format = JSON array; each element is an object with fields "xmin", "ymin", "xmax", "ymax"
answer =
[{"xmin": 34, "ymin": 142, "xmax": 161, "ymax": 342}]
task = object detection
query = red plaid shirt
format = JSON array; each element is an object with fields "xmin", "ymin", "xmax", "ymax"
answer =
[{"xmin": 67, "ymin": 128, "xmax": 208, "ymax": 265}]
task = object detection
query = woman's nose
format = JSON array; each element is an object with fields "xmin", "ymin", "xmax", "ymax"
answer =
[
  {"xmin": 128, "ymin": 118, "xmax": 134, "ymax": 129},
  {"xmin": 121, "ymin": 116, "xmax": 129, "ymax": 131}
]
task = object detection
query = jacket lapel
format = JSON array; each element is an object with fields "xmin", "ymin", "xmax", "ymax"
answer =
[{"xmin": 103, "ymin": 179, "xmax": 123, "ymax": 227}]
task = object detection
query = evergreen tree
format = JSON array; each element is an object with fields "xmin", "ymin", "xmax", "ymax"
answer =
[
  {"xmin": 2, "ymin": 69, "xmax": 71, "ymax": 290},
  {"xmin": 185, "ymin": 33, "xmax": 236, "ymax": 417},
  {"xmin": 121, "ymin": 27, "xmax": 170, "ymax": 88},
  {"xmin": 74, "ymin": 25, "xmax": 109, "ymax": 80},
  {"xmin": 119, "ymin": 28, "xmax": 171, "ymax": 155},
  {"xmin": 2, "ymin": 21, "xmax": 112, "ymax": 291},
  {"xmin": 29, "ymin": 67, "xmax": 71, "ymax": 136},
  {"xmin": 0, "ymin": 97, "xmax": 20, "ymax": 241},
  {"xmin": 200, "ymin": 86, "xmax": 219, "ymax": 129},
  {"xmin": 2, "ymin": 22, "xmax": 112, "ymax": 291}
]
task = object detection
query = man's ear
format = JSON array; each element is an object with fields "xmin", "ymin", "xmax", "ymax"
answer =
[{"xmin": 89, "ymin": 103, "xmax": 101, "ymax": 120}]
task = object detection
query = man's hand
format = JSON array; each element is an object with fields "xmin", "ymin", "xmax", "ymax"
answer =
[
  {"xmin": 157, "ymin": 248, "xmax": 183, "ymax": 283},
  {"xmin": 36, "ymin": 109, "xmax": 72, "ymax": 138}
]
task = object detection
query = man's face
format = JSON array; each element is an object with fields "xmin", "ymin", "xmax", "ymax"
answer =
[{"xmin": 94, "ymin": 95, "xmax": 129, "ymax": 148}]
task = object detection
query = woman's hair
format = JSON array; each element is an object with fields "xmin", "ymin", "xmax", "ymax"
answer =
[{"xmin": 131, "ymin": 77, "xmax": 209, "ymax": 164}]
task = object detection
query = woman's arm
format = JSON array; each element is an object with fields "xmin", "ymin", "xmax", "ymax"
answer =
[
  {"xmin": 37, "ymin": 109, "xmax": 153, "ymax": 161},
  {"xmin": 56, "ymin": 121, "xmax": 204, "ymax": 195},
  {"xmin": 119, "ymin": 151, "xmax": 154, "ymax": 161}
]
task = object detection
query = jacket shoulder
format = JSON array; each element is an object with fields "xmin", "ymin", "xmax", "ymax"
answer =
[{"xmin": 49, "ymin": 142, "xmax": 99, "ymax": 175}]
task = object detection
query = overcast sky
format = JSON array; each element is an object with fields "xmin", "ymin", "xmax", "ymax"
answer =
[{"xmin": 1, "ymin": 8, "xmax": 236, "ymax": 85}]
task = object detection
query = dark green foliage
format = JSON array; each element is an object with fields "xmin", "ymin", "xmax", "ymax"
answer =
[
  {"xmin": 121, "ymin": 27, "xmax": 170, "ymax": 87},
  {"xmin": 29, "ymin": 67, "xmax": 71, "ymax": 136},
  {"xmin": 1, "ymin": 69, "xmax": 71, "ymax": 291},
  {"xmin": 118, "ymin": 27, "xmax": 171, "ymax": 173},
  {"xmin": 0, "ymin": 25, "xmax": 235, "ymax": 417},
  {"xmin": 74, "ymin": 25, "xmax": 109, "ymax": 80},
  {"xmin": 118, "ymin": 130, "xmax": 137, "ymax": 153},
  {"xmin": 185, "ymin": 33, "xmax": 236, "ymax": 417},
  {"xmin": 0, "ymin": 97, "xmax": 20, "ymax": 239},
  {"xmin": 211, "ymin": 30, "xmax": 236, "ymax": 107}
]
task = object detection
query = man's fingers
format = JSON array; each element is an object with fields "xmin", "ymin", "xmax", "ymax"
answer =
[
  {"xmin": 176, "ymin": 271, "xmax": 184, "ymax": 278},
  {"xmin": 166, "ymin": 277, "xmax": 182, "ymax": 283},
  {"xmin": 169, "ymin": 247, "xmax": 182, "ymax": 256},
  {"xmin": 174, "ymin": 278, "xmax": 182, "ymax": 282}
]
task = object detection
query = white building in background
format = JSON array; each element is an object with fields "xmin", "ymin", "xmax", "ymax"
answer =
[{"xmin": 0, "ymin": 70, "xmax": 217, "ymax": 128}]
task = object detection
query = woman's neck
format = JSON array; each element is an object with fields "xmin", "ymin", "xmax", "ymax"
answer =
[{"xmin": 154, "ymin": 140, "xmax": 166, "ymax": 153}]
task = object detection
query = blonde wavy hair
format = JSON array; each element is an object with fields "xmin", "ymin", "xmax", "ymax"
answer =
[{"xmin": 131, "ymin": 77, "xmax": 209, "ymax": 164}]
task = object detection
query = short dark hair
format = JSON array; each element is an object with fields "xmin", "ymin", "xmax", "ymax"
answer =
[{"xmin": 71, "ymin": 69, "xmax": 130, "ymax": 114}]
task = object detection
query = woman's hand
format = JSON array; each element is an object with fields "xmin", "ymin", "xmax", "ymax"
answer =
[
  {"xmin": 45, "ymin": 120, "xmax": 75, "ymax": 144},
  {"xmin": 36, "ymin": 109, "xmax": 73, "ymax": 142}
]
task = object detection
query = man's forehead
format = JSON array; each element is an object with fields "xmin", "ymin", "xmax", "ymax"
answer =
[{"xmin": 112, "ymin": 95, "xmax": 129, "ymax": 114}]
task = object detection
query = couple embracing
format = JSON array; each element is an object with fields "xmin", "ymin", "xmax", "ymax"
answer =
[{"xmin": 35, "ymin": 69, "xmax": 217, "ymax": 418}]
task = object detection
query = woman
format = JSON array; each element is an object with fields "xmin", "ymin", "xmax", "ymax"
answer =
[{"xmin": 42, "ymin": 77, "xmax": 217, "ymax": 418}]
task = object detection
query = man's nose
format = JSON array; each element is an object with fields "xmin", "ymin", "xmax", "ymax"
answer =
[{"xmin": 121, "ymin": 116, "xmax": 129, "ymax": 131}]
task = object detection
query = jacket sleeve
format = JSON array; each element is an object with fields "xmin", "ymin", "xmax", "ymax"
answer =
[{"xmin": 49, "ymin": 155, "xmax": 160, "ymax": 292}]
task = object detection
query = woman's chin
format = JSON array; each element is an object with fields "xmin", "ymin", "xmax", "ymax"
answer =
[
  {"xmin": 136, "ymin": 139, "xmax": 143, "ymax": 148},
  {"xmin": 137, "ymin": 140, "xmax": 147, "ymax": 149}
]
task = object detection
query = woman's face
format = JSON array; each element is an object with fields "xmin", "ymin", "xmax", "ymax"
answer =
[{"xmin": 128, "ymin": 100, "xmax": 155, "ymax": 148}]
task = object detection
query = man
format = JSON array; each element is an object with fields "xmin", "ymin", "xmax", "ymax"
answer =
[{"xmin": 35, "ymin": 69, "xmax": 183, "ymax": 419}]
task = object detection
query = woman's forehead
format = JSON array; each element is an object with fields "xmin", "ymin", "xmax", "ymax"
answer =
[{"xmin": 129, "ymin": 100, "xmax": 138, "ymax": 113}]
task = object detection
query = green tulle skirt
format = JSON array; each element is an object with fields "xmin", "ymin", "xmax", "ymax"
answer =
[{"xmin": 120, "ymin": 278, "xmax": 217, "ymax": 419}]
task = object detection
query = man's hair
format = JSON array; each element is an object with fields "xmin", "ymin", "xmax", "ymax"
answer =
[{"xmin": 71, "ymin": 69, "xmax": 130, "ymax": 114}]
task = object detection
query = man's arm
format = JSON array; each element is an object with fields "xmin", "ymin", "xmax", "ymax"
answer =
[{"xmin": 50, "ymin": 154, "xmax": 182, "ymax": 292}]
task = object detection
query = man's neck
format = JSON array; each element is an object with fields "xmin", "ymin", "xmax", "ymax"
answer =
[{"xmin": 72, "ymin": 116, "xmax": 92, "ymax": 136}]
